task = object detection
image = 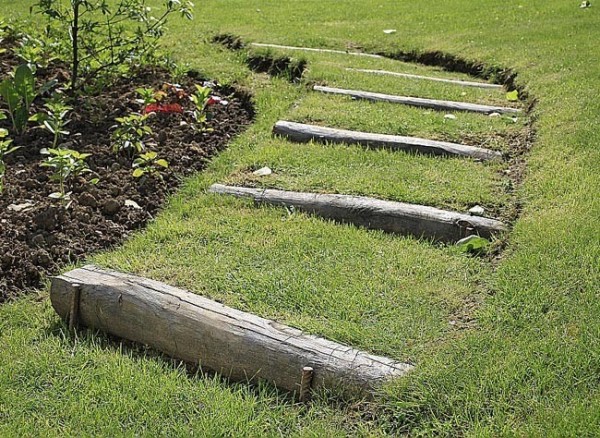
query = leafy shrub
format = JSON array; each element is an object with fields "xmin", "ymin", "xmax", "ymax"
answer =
[
  {"xmin": 40, "ymin": 147, "xmax": 94, "ymax": 201},
  {"xmin": 132, "ymin": 151, "xmax": 169, "ymax": 179},
  {"xmin": 33, "ymin": 94, "xmax": 72, "ymax": 149},
  {"xmin": 0, "ymin": 64, "xmax": 37, "ymax": 135},
  {"xmin": 0, "ymin": 125, "xmax": 20, "ymax": 194},
  {"xmin": 111, "ymin": 113, "xmax": 153, "ymax": 158},
  {"xmin": 34, "ymin": 0, "xmax": 195, "ymax": 91}
]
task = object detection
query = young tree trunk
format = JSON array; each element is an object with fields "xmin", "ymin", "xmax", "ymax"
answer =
[{"xmin": 71, "ymin": 0, "xmax": 80, "ymax": 92}]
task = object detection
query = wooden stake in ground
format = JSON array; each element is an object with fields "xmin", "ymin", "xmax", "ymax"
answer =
[
  {"xmin": 208, "ymin": 184, "xmax": 507, "ymax": 242},
  {"xmin": 313, "ymin": 85, "xmax": 521, "ymax": 115},
  {"xmin": 273, "ymin": 121, "xmax": 502, "ymax": 161},
  {"xmin": 51, "ymin": 265, "xmax": 412, "ymax": 399},
  {"xmin": 346, "ymin": 68, "xmax": 504, "ymax": 90}
]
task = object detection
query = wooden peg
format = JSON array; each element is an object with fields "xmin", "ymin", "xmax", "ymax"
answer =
[
  {"xmin": 299, "ymin": 366, "xmax": 314, "ymax": 402},
  {"xmin": 68, "ymin": 283, "xmax": 82, "ymax": 331}
]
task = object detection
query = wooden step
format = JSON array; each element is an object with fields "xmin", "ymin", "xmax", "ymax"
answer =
[
  {"xmin": 313, "ymin": 85, "xmax": 521, "ymax": 115},
  {"xmin": 51, "ymin": 265, "xmax": 412, "ymax": 399},
  {"xmin": 346, "ymin": 68, "xmax": 504, "ymax": 90},
  {"xmin": 250, "ymin": 42, "xmax": 383, "ymax": 58},
  {"xmin": 273, "ymin": 121, "xmax": 502, "ymax": 161},
  {"xmin": 208, "ymin": 184, "xmax": 507, "ymax": 242}
]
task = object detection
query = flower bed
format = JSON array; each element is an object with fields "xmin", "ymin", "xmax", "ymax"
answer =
[{"xmin": 0, "ymin": 41, "xmax": 253, "ymax": 300}]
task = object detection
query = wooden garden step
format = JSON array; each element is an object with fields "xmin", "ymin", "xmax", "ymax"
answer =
[
  {"xmin": 250, "ymin": 42, "xmax": 384, "ymax": 58},
  {"xmin": 273, "ymin": 121, "xmax": 502, "ymax": 161},
  {"xmin": 313, "ymin": 85, "xmax": 521, "ymax": 115},
  {"xmin": 346, "ymin": 68, "xmax": 504, "ymax": 90},
  {"xmin": 208, "ymin": 184, "xmax": 507, "ymax": 242},
  {"xmin": 51, "ymin": 265, "xmax": 412, "ymax": 399}
]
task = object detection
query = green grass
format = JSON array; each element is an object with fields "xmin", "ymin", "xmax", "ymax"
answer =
[
  {"xmin": 287, "ymin": 93, "xmax": 526, "ymax": 152},
  {"xmin": 222, "ymin": 139, "xmax": 509, "ymax": 214},
  {"xmin": 2, "ymin": 0, "xmax": 600, "ymax": 436}
]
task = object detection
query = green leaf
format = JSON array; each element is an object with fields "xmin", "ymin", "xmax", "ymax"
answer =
[
  {"xmin": 456, "ymin": 235, "xmax": 490, "ymax": 254},
  {"xmin": 0, "ymin": 79, "xmax": 19, "ymax": 113},
  {"xmin": 506, "ymin": 90, "xmax": 519, "ymax": 102},
  {"xmin": 29, "ymin": 112, "xmax": 46, "ymax": 122},
  {"xmin": 132, "ymin": 168, "xmax": 145, "ymax": 178},
  {"xmin": 14, "ymin": 64, "xmax": 36, "ymax": 107},
  {"xmin": 155, "ymin": 159, "xmax": 169, "ymax": 168},
  {"xmin": 0, "ymin": 128, "xmax": 7, "ymax": 138}
]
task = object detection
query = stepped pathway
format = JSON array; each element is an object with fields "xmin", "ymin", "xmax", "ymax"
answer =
[
  {"xmin": 215, "ymin": 44, "xmax": 520, "ymax": 241},
  {"xmin": 204, "ymin": 42, "xmax": 526, "ymax": 390}
]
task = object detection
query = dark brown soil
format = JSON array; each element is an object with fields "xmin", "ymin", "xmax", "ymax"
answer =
[{"xmin": 0, "ymin": 45, "xmax": 253, "ymax": 301}]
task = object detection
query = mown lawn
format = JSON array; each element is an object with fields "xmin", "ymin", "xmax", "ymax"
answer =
[{"xmin": 1, "ymin": 0, "xmax": 599, "ymax": 436}]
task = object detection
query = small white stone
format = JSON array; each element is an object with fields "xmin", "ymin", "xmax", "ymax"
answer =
[
  {"xmin": 383, "ymin": 29, "xmax": 397, "ymax": 34},
  {"xmin": 253, "ymin": 167, "xmax": 272, "ymax": 176},
  {"xmin": 489, "ymin": 112, "xmax": 501, "ymax": 117},
  {"xmin": 469, "ymin": 205, "xmax": 485, "ymax": 216},
  {"xmin": 125, "ymin": 199, "xmax": 142, "ymax": 210},
  {"xmin": 444, "ymin": 114, "xmax": 457, "ymax": 120},
  {"xmin": 8, "ymin": 202, "xmax": 35, "ymax": 212}
]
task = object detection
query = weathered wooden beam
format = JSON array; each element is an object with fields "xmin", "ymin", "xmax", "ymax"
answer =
[
  {"xmin": 346, "ymin": 68, "xmax": 504, "ymax": 90},
  {"xmin": 250, "ymin": 42, "xmax": 384, "ymax": 59},
  {"xmin": 51, "ymin": 265, "xmax": 412, "ymax": 398},
  {"xmin": 273, "ymin": 121, "xmax": 502, "ymax": 161},
  {"xmin": 208, "ymin": 184, "xmax": 507, "ymax": 242},
  {"xmin": 313, "ymin": 85, "xmax": 521, "ymax": 115}
]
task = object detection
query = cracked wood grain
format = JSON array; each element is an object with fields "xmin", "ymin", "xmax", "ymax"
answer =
[
  {"xmin": 273, "ymin": 120, "xmax": 502, "ymax": 160},
  {"xmin": 209, "ymin": 184, "xmax": 507, "ymax": 242},
  {"xmin": 51, "ymin": 265, "xmax": 412, "ymax": 398}
]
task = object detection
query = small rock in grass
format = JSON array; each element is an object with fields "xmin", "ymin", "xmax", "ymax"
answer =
[
  {"xmin": 581, "ymin": 1, "xmax": 591, "ymax": 8},
  {"xmin": 253, "ymin": 167, "xmax": 272, "ymax": 176},
  {"xmin": 383, "ymin": 29, "xmax": 397, "ymax": 34},
  {"xmin": 444, "ymin": 114, "xmax": 456, "ymax": 120},
  {"xmin": 469, "ymin": 205, "xmax": 485, "ymax": 216},
  {"xmin": 102, "ymin": 199, "xmax": 121, "ymax": 215},
  {"xmin": 489, "ymin": 112, "xmax": 501, "ymax": 117}
]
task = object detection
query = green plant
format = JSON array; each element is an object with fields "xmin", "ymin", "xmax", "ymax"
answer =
[
  {"xmin": 135, "ymin": 87, "xmax": 157, "ymax": 106},
  {"xmin": 35, "ymin": 94, "xmax": 72, "ymax": 149},
  {"xmin": 455, "ymin": 234, "xmax": 490, "ymax": 254},
  {"xmin": 0, "ymin": 64, "xmax": 36, "ymax": 135},
  {"xmin": 111, "ymin": 113, "xmax": 153, "ymax": 158},
  {"xmin": 132, "ymin": 150, "xmax": 169, "ymax": 179},
  {"xmin": 34, "ymin": 0, "xmax": 194, "ymax": 91},
  {"xmin": 190, "ymin": 84, "xmax": 213, "ymax": 131},
  {"xmin": 40, "ymin": 147, "xmax": 93, "ymax": 201},
  {"xmin": 0, "ymin": 127, "xmax": 20, "ymax": 194}
]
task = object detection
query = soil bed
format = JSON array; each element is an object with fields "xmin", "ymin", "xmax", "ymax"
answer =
[{"xmin": 0, "ymin": 44, "xmax": 253, "ymax": 301}]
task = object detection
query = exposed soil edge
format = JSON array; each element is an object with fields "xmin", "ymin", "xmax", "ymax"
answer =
[
  {"xmin": 381, "ymin": 50, "xmax": 535, "ymax": 108},
  {"xmin": 212, "ymin": 33, "xmax": 307, "ymax": 82}
]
